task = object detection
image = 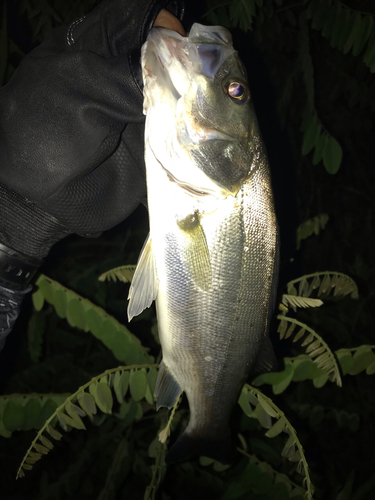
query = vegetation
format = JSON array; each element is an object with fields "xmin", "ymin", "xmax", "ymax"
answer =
[{"xmin": 1, "ymin": 1, "xmax": 374, "ymax": 499}]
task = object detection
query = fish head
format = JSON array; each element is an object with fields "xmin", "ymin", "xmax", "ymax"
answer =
[{"xmin": 142, "ymin": 23, "xmax": 259, "ymax": 198}]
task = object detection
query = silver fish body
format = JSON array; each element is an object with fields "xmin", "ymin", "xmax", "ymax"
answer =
[{"xmin": 128, "ymin": 24, "xmax": 279, "ymax": 464}]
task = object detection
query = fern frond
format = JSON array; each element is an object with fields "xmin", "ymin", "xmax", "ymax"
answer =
[
  {"xmin": 281, "ymin": 294, "xmax": 323, "ymax": 311},
  {"xmin": 239, "ymin": 385, "xmax": 314, "ymax": 500},
  {"xmin": 296, "ymin": 213, "xmax": 329, "ymax": 249},
  {"xmin": 144, "ymin": 435, "xmax": 167, "ymax": 500},
  {"xmin": 286, "ymin": 271, "xmax": 358, "ymax": 299},
  {"xmin": 16, "ymin": 364, "xmax": 158, "ymax": 479},
  {"xmin": 98, "ymin": 265, "xmax": 136, "ymax": 283},
  {"xmin": 277, "ymin": 316, "xmax": 342, "ymax": 387},
  {"xmin": 159, "ymin": 394, "xmax": 183, "ymax": 444},
  {"xmin": 0, "ymin": 394, "xmax": 69, "ymax": 438},
  {"xmin": 299, "ymin": 14, "xmax": 343, "ymax": 173},
  {"xmin": 34, "ymin": 274, "xmax": 152, "ymax": 365},
  {"xmin": 309, "ymin": 0, "xmax": 375, "ymax": 71},
  {"xmin": 236, "ymin": 449, "xmax": 307, "ymax": 499},
  {"xmin": 253, "ymin": 345, "xmax": 375, "ymax": 394},
  {"xmin": 291, "ymin": 402, "xmax": 360, "ymax": 432}
]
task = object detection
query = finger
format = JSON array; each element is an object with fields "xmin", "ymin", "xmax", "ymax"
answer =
[{"xmin": 153, "ymin": 8, "xmax": 186, "ymax": 36}]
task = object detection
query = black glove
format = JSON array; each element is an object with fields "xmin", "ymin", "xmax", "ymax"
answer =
[
  {"xmin": 0, "ymin": 0, "xmax": 185, "ymax": 349},
  {"xmin": 0, "ymin": 0, "xmax": 184, "ymax": 262}
]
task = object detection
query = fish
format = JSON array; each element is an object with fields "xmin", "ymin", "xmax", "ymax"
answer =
[{"xmin": 128, "ymin": 23, "xmax": 279, "ymax": 465}]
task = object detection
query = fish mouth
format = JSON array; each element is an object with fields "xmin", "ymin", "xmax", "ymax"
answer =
[{"xmin": 142, "ymin": 23, "xmax": 234, "ymax": 108}]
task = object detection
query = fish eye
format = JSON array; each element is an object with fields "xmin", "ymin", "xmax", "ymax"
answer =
[{"xmin": 224, "ymin": 80, "xmax": 250, "ymax": 106}]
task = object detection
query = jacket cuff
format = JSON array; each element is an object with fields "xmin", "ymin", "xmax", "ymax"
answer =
[
  {"xmin": 0, "ymin": 284, "xmax": 31, "ymax": 352},
  {"xmin": 0, "ymin": 183, "xmax": 71, "ymax": 260}
]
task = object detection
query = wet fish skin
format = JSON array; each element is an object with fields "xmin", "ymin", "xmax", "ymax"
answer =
[{"xmin": 128, "ymin": 23, "xmax": 279, "ymax": 464}]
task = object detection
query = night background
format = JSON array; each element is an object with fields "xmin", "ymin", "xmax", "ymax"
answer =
[{"xmin": 1, "ymin": 0, "xmax": 374, "ymax": 499}]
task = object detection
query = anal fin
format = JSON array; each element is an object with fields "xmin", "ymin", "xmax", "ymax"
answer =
[
  {"xmin": 127, "ymin": 234, "xmax": 158, "ymax": 322},
  {"xmin": 154, "ymin": 361, "xmax": 182, "ymax": 410}
]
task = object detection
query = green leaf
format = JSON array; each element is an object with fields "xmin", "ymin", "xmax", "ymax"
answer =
[
  {"xmin": 200, "ymin": 456, "xmax": 215, "ymax": 466},
  {"xmin": 23, "ymin": 399, "xmax": 42, "ymax": 431},
  {"xmin": 85, "ymin": 307, "xmax": 103, "ymax": 338},
  {"xmin": 39, "ymin": 435, "xmax": 54, "ymax": 450},
  {"xmin": 265, "ymin": 417, "xmax": 285, "ymax": 438},
  {"xmin": 144, "ymin": 382, "xmax": 154, "ymax": 405},
  {"xmin": 37, "ymin": 400, "xmax": 58, "ymax": 429},
  {"xmin": 34, "ymin": 443, "xmax": 49, "ymax": 455},
  {"xmin": 292, "ymin": 359, "xmax": 316, "ymax": 381},
  {"xmin": 343, "ymin": 12, "xmax": 362, "ymax": 55},
  {"xmin": 77, "ymin": 392, "xmax": 97, "ymax": 416},
  {"xmin": 58, "ymin": 411, "xmax": 85, "ymax": 431},
  {"xmin": 336, "ymin": 350, "xmax": 353, "ymax": 375},
  {"xmin": 32, "ymin": 289, "xmax": 45, "ymax": 311},
  {"xmin": 129, "ymin": 369, "xmax": 148, "ymax": 402},
  {"xmin": 312, "ymin": 133, "xmax": 328, "ymax": 165},
  {"xmin": 313, "ymin": 372, "xmax": 328, "ymax": 388},
  {"xmin": 281, "ymin": 435, "xmax": 295, "ymax": 458},
  {"xmin": 46, "ymin": 424, "xmax": 63, "ymax": 441},
  {"xmin": 38, "ymin": 279, "xmax": 55, "ymax": 303},
  {"xmin": 337, "ymin": 8, "xmax": 353, "ymax": 50},
  {"xmin": 108, "ymin": 330, "xmax": 130, "ymax": 363},
  {"xmin": 67, "ymin": 298, "xmax": 86, "ymax": 330},
  {"xmin": 364, "ymin": 28, "xmax": 375, "ymax": 65},
  {"xmin": 353, "ymin": 15, "xmax": 373, "ymax": 56},
  {"xmin": 322, "ymin": 136, "xmax": 342, "ymax": 174},
  {"xmin": 53, "ymin": 289, "xmax": 68, "ymax": 319},
  {"xmin": 147, "ymin": 367, "xmax": 158, "ymax": 396},
  {"xmin": 96, "ymin": 382, "xmax": 113, "ymax": 413},
  {"xmin": 257, "ymin": 394, "xmax": 278, "ymax": 418},
  {"xmin": 239, "ymin": 389, "xmax": 254, "ymax": 417},
  {"xmin": 3, "ymin": 400, "xmax": 25, "ymax": 431},
  {"xmin": 348, "ymin": 346, "xmax": 375, "ymax": 375},
  {"xmin": 99, "ymin": 317, "xmax": 118, "ymax": 345},
  {"xmin": 114, "ymin": 370, "xmax": 130, "ymax": 404},
  {"xmin": 272, "ymin": 361, "xmax": 294, "ymax": 394},
  {"xmin": 65, "ymin": 401, "xmax": 86, "ymax": 425},
  {"xmin": 302, "ymin": 117, "xmax": 320, "ymax": 155}
]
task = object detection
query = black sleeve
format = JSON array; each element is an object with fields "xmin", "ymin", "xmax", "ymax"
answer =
[{"xmin": 0, "ymin": 285, "xmax": 31, "ymax": 353}]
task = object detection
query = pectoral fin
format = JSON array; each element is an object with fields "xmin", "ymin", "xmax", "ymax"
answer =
[
  {"xmin": 155, "ymin": 361, "xmax": 182, "ymax": 410},
  {"xmin": 177, "ymin": 212, "xmax": 212, "ymax": 292},
  {"xmin": 252, "ymin": 336, "xmax": 278, "ymax": 375},
  {"xmin": 127, "ymin": 234, "xmax": 158, "ymax": 322}
]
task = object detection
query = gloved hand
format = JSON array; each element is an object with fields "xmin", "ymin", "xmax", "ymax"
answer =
[
  {"xmin": 0, "ymin": 0, "xmax": 185, "ymax": 265},
  {"xmin": 0, "ymin": 0, "xmax": 185, "ymax": 349}
]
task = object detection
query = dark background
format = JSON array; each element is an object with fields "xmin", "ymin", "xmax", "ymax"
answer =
[{"xmin": 1, "ymin": 1, "xmax": 374, "ymax": 499}]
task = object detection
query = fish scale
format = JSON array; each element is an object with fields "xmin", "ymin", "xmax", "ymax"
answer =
[{"xmin": 128, "ymin": 23, "xmax": 279, "ymax": 464}]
